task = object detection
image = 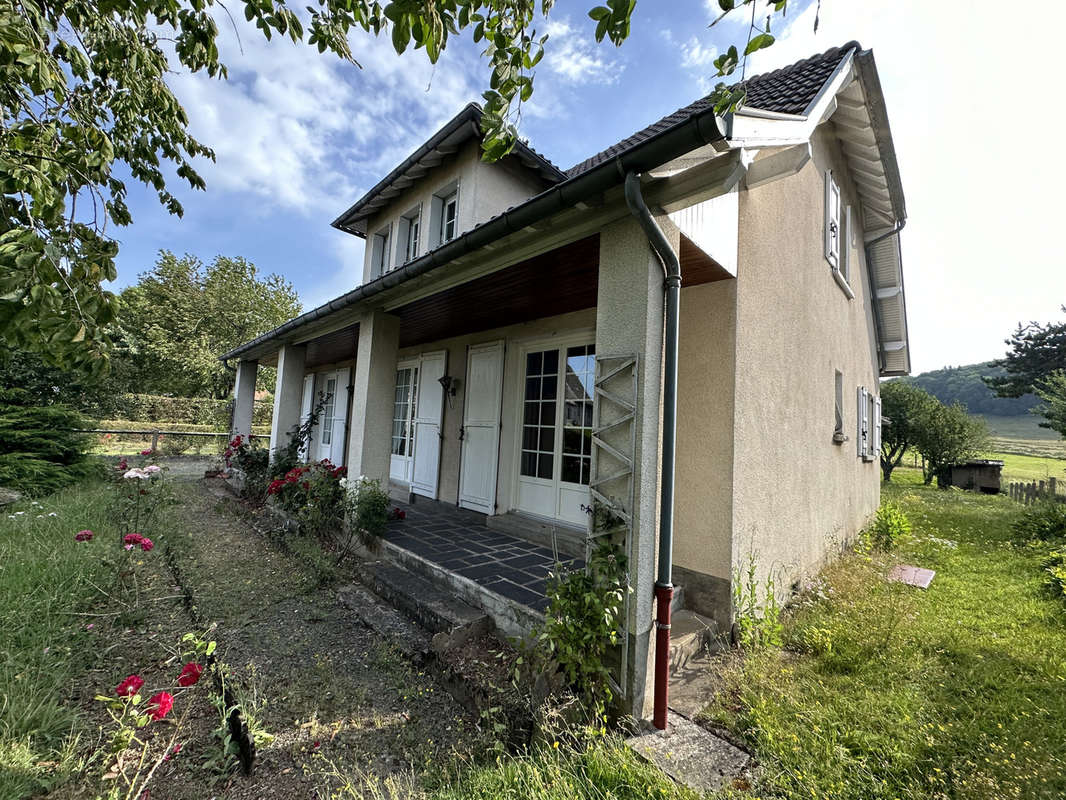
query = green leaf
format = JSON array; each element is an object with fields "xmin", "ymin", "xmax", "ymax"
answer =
[{"xmin": 744, "ymin": 31, "xmax": 775, "ymax": 55}]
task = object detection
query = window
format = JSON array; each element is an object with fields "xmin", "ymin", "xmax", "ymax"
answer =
[
  {"xmin": 824, "ymin": 170, "xmax": 841, "ymax": 269},
  {"xmin": 561, "ymin": 345, "xmax": 595, "ymax": 486},
  {"xmin": 399, "ymin": 206, "xmax": 421, "ymax": 264},
  {"xmin": 520, "ymin": 349, "xmax": 558, "ymax": 480},
  {"xmin": 320, "ymin": 378, "xmax": 337, "ymax": 445},
  {"xmin": 430, "ymin": 181, "xmax": 460, "ymax": 249},
  {"xmin": 440, "ymin": 190, "xmax": 458, "ymax": 243},
  {"xmin": 857, "ymin": 386, "xmax": 879, "ymax": 461},
  {"xmin": 371, "ymin": 224, "xmax": 391, "ymax": 277},
  {"xmin": 391, "ymin": 367, "xmax": 417, "ymax": 456}
]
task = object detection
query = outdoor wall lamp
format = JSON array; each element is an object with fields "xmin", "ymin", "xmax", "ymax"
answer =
[{"xmin": 438, "ymin": 374, "xmax": 459, "ymax": 397}]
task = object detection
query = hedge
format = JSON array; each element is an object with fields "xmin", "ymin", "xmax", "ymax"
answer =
[{"xmin": 83, "ymin": 393, "xmax": 272, "ymax": 427}]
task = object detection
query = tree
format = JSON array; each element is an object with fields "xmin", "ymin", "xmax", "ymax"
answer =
[
  {"xmin": 912, "ymin": 401, "xmax": 989, "ymax": 488},
  {"xmin": 1036, "ymin": 371, "xmax": 1066, "ymax": 439},
  {"xmin": 986, "ymin": 308, "xmax": 1066, "ymax": 436},
  {"xmin": 119, "ymin": 252, "xmax": 300, "ymax": 398},
  {"xmin": 879, "ymin": 380, "xmax": 936, "ymax": 482},
  {"xmin": 3, "ymin": 0, "xmax": 794, "ymax": 374}
]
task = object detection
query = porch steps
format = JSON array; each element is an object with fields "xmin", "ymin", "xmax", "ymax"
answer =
[
  {"xmin": 351, "ymin": 559, "xmax": 493, "ymax": 649},
  {"xmin": 485, "ymin": 512, "xmax": 586, "ymax": 559},
  {"xmin": 669, "ymin": 610, "xmax": 722, "ymax": 678}
]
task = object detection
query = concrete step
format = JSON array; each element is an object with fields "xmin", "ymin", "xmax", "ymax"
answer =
[
  {"xmin": 352, "ymin": 559, "xmax": 493, "ymax": 648},
  {"xmin": 627, "ymin": 715, "xmax": 750, "ymax": 794},
  {"xmin": 485, "ymin": 512, "xmax": 585, "ymax": 559},
  {"xmin": 669, "ymin": 610, "xmax": 721, "ymax": 677},
  {"xmin": 337, "ymin": 582, "xmax": 430, "ymax": 659},
  {"xmin": 668, "ymin": 650, "xmax": 723, "ymax": 720}
]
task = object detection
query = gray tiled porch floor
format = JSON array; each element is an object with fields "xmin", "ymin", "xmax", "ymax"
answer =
[{"xmin": 382, "ymin": 500, "xmax": 585, "ymax": 613}]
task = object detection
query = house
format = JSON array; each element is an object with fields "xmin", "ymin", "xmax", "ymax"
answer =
[{"xmin": 223, "ymin": 41, "xmax": 909, "ymax": 722}]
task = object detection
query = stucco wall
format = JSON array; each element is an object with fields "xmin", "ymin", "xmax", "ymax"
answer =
[
  {"xmin": 674, "ymin": 280, "xmax": 738, "ymax": 587},
  {"xmin": 361, "ymin": 140, "xmax": 549, "ymax": 284},
  {"xmin": 394, "ymin": 307, "xmax": 597, "ymax": 510},
  {"xmin": 730, "ymin": 124, "xmax": 881, "ymax": 595}
]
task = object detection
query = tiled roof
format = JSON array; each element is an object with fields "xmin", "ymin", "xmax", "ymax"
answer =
[{"xmin": 566, "ymin": 41, "xmax": 860, "ymax": 177}]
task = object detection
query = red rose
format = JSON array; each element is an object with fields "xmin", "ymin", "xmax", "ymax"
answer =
[
  {"xmin": 176, "ymin": 662, "xmax": 203, "ymax": 687},
  {"xmin": 123, "ymin": 533, "xmax": 144, "ymax": 545},
  {"xmin": 140, "ymin": 449, "xmax": 153, "ymax": 456},
  {"xmin": 140, "ymin": 537, "xmax": 154, "ymax": 552},
  {"xmin": 146, "ymin": 691, "xmax": 174, "ymax": 721},
  {"xmin": 74, "ymin": 529, "xmax": 93, "ymax": 542},
  {"xmin": 116, "ymin": 674, "xmax": 145, "ymax": 697}
]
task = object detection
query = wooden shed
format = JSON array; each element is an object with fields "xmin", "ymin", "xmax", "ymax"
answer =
[{"xmin": 949, "ymin": 460, "xmax": 1004, "ymax": 494}]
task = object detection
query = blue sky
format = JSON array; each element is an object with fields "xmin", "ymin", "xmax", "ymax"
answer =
[{"xmin": 110, "ymin": 0, "xmax": 1066, "ymax": 374}]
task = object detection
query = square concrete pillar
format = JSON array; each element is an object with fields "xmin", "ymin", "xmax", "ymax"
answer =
[
  {"xmin": 231, "ymin": 360, "xmax": 259, "ymax": 440},
  {"xmin": 269, "ymin": 343, "xmax": 307, "ymax": 459},
  {"xmin": 346, "ymin": 311, "xmax": 400, "ymax": 484},
  {"xmin": 594, "ymin": 214, "xmax": 678, "ymax": 720}
]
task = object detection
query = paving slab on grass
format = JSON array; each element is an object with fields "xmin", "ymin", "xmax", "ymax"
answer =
[
  {"xmin": 626, "ymin": 715, "xmax": 750, "ymax": 793},
  {"xmin": 888, "ymin": 564, "xmax": 936, "ymax": 589}
]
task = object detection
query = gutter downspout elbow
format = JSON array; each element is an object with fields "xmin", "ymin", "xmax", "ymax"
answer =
[{"xmin": 623, "ymin": 171, "xmax": 679, "ymax": 732}]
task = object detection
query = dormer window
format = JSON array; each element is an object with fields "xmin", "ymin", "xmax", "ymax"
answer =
[
  {"xmin": 370, "ymin": 224, "xmax": 391, "ymax": 277},
  {"xmin": 398, "ymin": 205, "xmax": 421, "ymax": 264},
  {"xmin": 429, "ymin": 180, "xmax": 460, "ymax": 249}
]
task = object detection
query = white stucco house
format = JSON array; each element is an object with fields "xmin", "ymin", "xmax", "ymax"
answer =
[{"xmin": 223, "ymin": 41, "xmax": 910, "ymax": 719}]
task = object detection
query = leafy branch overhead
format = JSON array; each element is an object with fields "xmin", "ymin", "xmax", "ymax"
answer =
[{"xmin": 1, "ymin": 0, "xmax": 785, "ymax": 374}]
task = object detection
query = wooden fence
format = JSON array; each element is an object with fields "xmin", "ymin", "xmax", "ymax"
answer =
[
  {"xmin": 77, "ymin": 428, "xmax": 269, "ymax": 452},
  {"xmin": 1007, "ymin": 478, "xmax": 1066, "ymax": 505}
]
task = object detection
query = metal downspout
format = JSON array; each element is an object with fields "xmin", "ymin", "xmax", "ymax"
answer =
[{"xmin": 623, "ymin": 171, "xmax": 679, "ymax": 732}]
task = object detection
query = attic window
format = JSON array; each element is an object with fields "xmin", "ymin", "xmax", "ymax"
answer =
[
  {"xmin": 398, "ymin": 205, "xmax": 421, "ymax": 264},
  {"xmin": 430, "ymin": 180, "xmax": 460, "ymax": 249},
  {"xmin": 371, "ymin": 224, "xmax": 391, "ymax": 278}
]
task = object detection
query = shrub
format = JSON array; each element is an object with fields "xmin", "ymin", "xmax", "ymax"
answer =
[
  {"xmin": 1043, "ymin": 551, "xmax": 1066, "ymax": 603},
  {"xmin": 339, "ymin": 476, "xmax": 389, "ymax": 559},
  {"xmin": 1013, "ymin": 501, "xmax": 1066, "ymax": 543},
  {"xmin": 223, "ymin": 436, "xmax": 271, "ymax": 504},
  {"xmin": 83, "ymin": 393, "xmax": 272, "ymax": 427},
  {"xmin": 0, "ymin": 389, "xmax": 90, "ymax": 495},
  {"xmin": 538, "ymin": 540, "xmax": 629, "ymax": 721},
  {"xmin": 867, "ymin": 502, "xmax": 911, "ymax": 551}
]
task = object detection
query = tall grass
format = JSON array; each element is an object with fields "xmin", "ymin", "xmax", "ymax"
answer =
[{"xmin": 0, "ymin": 481, "xmax": 114, "ymax": 798}]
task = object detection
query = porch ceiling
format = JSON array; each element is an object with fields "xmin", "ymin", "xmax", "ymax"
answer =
[
  {"xmin": 257, "ymin": 323, "xmax": 360, "ymax": 369},
  {"xmin": 391, "ymin": 233, "xmax": 731, "ymax": 348}
]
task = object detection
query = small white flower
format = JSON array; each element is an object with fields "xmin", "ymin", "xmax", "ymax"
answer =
[
  {"xmin": 123, "ymin": 468, "xmax": 149, "ymax": 480},
  {"xmin": 47, "ymin": 512, "xmax": 58, "ymax": 517}
]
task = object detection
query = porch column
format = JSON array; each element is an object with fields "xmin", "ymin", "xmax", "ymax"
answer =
[
  {"xmin": 269, "ymin": 343, "xmax": 306, "ymax": 459},
  {"xmin": 346, "ymin": 310, "xmax": 400, "ymax": 484},
  {"xmin": 231, "ymin": 359, "xmax": 258, "ymax": 441},
  {"xmin": 594, "ymin": 215, "xmax": 677, "ymax": 721}
]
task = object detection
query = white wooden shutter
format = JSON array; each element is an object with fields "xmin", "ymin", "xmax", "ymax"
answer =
[
  {"xmin": 840, "ymin": 204, "xmax": 851, "ymax": 283},
  {"xmin": 857, "ymin": 386, "xmax": 869, "ymax": 459},
  {"xmin": 824, "ymin": 170, "xmax": 841, "ymax": 268},
  {"xmin": 873, "ymin": 394, "xmax": 882, "ymax": 459}
]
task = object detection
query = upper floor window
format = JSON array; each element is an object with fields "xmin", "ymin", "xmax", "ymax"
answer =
[
  {"xmin": 371, "ymin": 224, "xmax": 391, "ymax": 278},
  {"xmin": 430, "ymin": 180, "xmax": 460, "ymax": 249},
  {"xmin": 441, "ymin": 190, "xmax": 458, "ymax": 243},
  {"xmin": 824, "ymin": 169, "xmax": 841, "ymax": 269},
  {"xmin": 399, "ymin": 205, "xmax": 421, "ymax": 264}
]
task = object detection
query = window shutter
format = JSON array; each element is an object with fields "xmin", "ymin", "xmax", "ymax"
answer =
[
  {"xmin": 824, "ymin": 170, "xmax": 840, "ymax": 268},
  {"xmin": 873, "ymin": 394, "xmax": 882, "ymax": 458},
  {"xmin": 840, "ymin": 204, "xmax": 851, "ymax": 284},
  {"xmin": 857, "ymin": 386, "xmax": 868, "ymax": 459}
]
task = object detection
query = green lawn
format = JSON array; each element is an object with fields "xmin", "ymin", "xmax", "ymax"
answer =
[
  {"xmin": 701, "ymin": 470, "xmax": 1066, "ymax": 799},
  {"xmin": 0, "ymin": 481, "xmax": 115, "ymax": 798},
  {"xmin": 992, "ymin": 451, "xmax": 1066, "ymax": 486}
]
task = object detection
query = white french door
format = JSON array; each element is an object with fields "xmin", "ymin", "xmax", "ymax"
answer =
[
  {"xmin": 515, "ymin": 341, "xmax": 595, "ymax": 527},
  {"xmin": 411, "ymin": 350, "xmax": 447, "ymax": 498},
  {"xmin": 314, "ymin": 368, "xmax": 348, "ymax": 466},
  {"xmin": 298, "ymin": 374, "xmax": 315, "ymax": 461},
  {"xmin": 458, "ymin": 341, "xmax": 504, "ymax": 513},
  {"xmin": 389, "ymin": 362, "xmax": 418, "ymax": 484}
]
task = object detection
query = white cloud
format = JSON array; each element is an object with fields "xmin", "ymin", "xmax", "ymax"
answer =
[{"xmin": 543, "ymin": 17, "xmax": 621, "ymax": 84}]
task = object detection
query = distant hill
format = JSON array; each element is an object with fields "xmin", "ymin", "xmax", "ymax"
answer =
[{"xmin": 901, "ymin": 362, "xmax": 1040, "ymax": 416}]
